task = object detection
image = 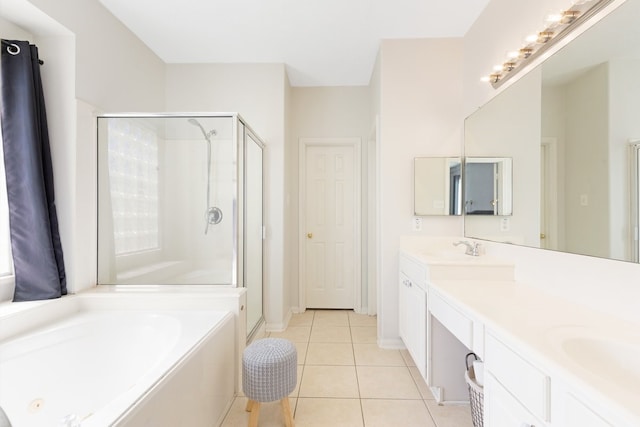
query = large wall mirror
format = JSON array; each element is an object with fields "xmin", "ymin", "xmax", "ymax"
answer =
[
  {"xmin": 464, "ymin": 157, "xmax": 513, "ymax": 216},
  {"xmin": 464, "ymin": 0, "xmax": 640, "ymax": 261}
]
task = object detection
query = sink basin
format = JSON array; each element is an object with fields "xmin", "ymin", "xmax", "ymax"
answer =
[
  {"xmin": 420, "ymin": 250, "xmax": 472, "ymax": 261},
  {"xmin": 556, "ymin": 333, "xmax": 640, "ymax": 395},
  {"xmin": 399, "ymin": 248, "xmax": 515, "ymax": 281}
]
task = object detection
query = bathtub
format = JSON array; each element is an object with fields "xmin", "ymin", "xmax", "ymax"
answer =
[{"xmin": 0, "ymin": 289, "xmax": 244, "ymax": 427}]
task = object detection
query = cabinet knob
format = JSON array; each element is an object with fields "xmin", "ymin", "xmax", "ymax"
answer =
[{"xmin": 307, "ymin": 232, "xmax": 313, "ymax": 239}]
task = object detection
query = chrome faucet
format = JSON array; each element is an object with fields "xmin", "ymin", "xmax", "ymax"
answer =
[{"xmin": 453, "ymin": 240, "xmax": 481, "ymax": 256}]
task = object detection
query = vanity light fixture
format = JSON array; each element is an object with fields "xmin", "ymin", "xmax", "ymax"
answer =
[
  {"xmin": 481, "ymin": 0, "xmax": 614, "ymax": 88},
  {"xmin": 536, "ymin": 31, "xmax": 555, "ymax": 43},
  {"xmin": 560, "ymin": 10, "xmax": 581, "ymax": 24}
]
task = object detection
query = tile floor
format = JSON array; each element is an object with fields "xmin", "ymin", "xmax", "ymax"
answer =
[{"xmin": 221, "ymin": 310, "xmax": 473, "ymax": 427}]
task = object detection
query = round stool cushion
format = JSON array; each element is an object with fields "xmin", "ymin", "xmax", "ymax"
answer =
[{"xmin": 242, "ymin": 338, "xmax": 297, "ymax": 402}]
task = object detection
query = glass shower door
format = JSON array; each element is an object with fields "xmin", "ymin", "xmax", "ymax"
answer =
[
  {"xmin": 97, "ymin": 115, "xmax": 237, "ymax": 286},
  {"xmin": 244, "ymin": 129, "xmax": 264, "ymax": 338}
]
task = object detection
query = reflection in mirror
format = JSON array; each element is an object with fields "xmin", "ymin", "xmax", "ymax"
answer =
[
  {"xmin": 465, "ymin": 69, "xmax": 541, "ymax": 246},
  {"xmin": 414, "ymin": 157, "xmax": 462, "ymax": 216},
  {"xmin": 464, "ymin": 158, "xmax": 513, "ymax": 216},
  {"xmin": 464, "ymin": 0, "xmax": 640, "ymax": 261}
]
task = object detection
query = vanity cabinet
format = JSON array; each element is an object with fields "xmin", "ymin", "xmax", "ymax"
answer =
[
  {"xmin": 561, "ymin": 393, "xmax": 613, "ymax": 427},
  {"xmin": 398, "ymin": 254, "xmax": 427, "ymax": 377},
  {"xmin": 429, "ymin": 291, "xmax": 474, "ymax": 349},
  {"xmin": 398, "ymin": 242, "xmax": 636, "ymax": 426},
  {"xmin": 484, "ymin": 333, "xmax": 550, "ymax": 426},
  {"xmin": 484, "ymin": 372, "xmax": 546, "ymax": 427}
]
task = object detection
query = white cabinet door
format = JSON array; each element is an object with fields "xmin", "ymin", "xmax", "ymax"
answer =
[
  {"xmin": 563, "ymin": 393, "xmax": 614, "ymax": 427},
  {"xmin": 399, "ymin": 273, "xmax": 427, "ymax": 377},
  {"xmin": 485, "ymin": 334, "xmax": 550, "ymax": 422},
  {"xmin": 485, "ymin": 373, "xmax": 544, "ymax": 427},
  {"xmin": 399, "ymin": 273, "xmax": 410, "ymax": 344}
]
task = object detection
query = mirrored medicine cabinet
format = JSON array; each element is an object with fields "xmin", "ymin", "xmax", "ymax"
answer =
[{"xmin": 414, "ymin": 156, "xmax": 513, "ymax": 217}]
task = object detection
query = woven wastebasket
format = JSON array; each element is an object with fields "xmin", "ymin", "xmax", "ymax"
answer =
[{"xmin": 465, "ymin": 352, "xmax": 484, "ymax": 427}]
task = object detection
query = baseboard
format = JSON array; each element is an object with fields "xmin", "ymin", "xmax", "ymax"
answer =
[
  {"xmin": 377, "ymin": 337, "xmax": 405, "ymax": 349},
  {"xmin": 265, "ymin": 308, "xmax": 293, "ymax": 332}
]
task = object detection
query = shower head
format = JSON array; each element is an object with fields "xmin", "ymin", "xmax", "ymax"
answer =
[{"xmin": 188, "ymin": 118, "xmax": 217, "ymax": 140}]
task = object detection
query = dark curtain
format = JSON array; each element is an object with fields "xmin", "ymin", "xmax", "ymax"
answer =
[{"xmin": 1, "ymin": 39, "xmax": 66, "ymax": 301}]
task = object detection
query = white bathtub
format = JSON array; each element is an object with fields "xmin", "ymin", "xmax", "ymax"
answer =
[{"xmin": 0, "ymin": 290, "xmax": 242, "ymax": 427}]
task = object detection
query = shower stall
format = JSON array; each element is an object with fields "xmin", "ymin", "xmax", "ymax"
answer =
[{"xmin": 96, "ymin": 113, "xmax": 264, "ymax": 337}]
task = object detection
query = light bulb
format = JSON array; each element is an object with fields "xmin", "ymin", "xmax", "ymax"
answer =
[{"xmin": 525, "ymin": 34, "xmax": 538, "ymax": 43}]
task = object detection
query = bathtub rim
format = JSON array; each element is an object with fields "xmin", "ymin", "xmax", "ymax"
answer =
[
  {"xmin": 0, "ymin": 285, "xmax": 246, "ymax": 343},
  {"xmin": 0, "ymin": 285, "xmax": 247, "ymax": 402}
]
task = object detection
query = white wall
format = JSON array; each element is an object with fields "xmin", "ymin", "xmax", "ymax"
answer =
[
  {"xmin": 284, "ymin": 73, "xmax": 294, "ymax": 322},
  {"xmin": 26, "ymin": 0, "xmax": 166, "ymax": 112},
  {"xmin": 564, "ymin": 64, "xmax": 609, "ymax": 257},
  {"xmin": 165, "ymin": 63, "xmax": 290, "ymax": 329},
  {"xmin": 289, "ymin": 86, "xmax": 372, "ymax": 311},
  {"xmin": 377, "ymin": 38, "xmax": 464, "ymax": 346}
]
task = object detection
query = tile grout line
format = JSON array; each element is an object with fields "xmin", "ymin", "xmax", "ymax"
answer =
[
  {"xmin": 348, "ymin": 311, "xmax": 367, "ymax": 426},
  {"xmin": 292, "ymin": 309, "xmax": 315, "ymax": 419}
]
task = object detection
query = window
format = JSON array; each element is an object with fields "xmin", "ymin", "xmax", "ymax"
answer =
[{"xmin": 107, "ymin": 119, "xmax": 160, "ymax": 255}]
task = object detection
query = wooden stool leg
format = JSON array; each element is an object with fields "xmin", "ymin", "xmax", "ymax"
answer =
[
  {"xmin": 248, "ymin": 401, "xmax": 260, "ymax": 427},
  {"xmin": 245, "ymin": 399, "xmax": 255, "ymax": 412},
  {"xmin": 281, "ymin": 397, "xmax": 294, "ymax": 427}
]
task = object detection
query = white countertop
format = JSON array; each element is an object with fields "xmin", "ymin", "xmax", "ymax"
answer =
[{"xmin": 429, "ymin": 277, "xmax": 640, "ymax": 424}]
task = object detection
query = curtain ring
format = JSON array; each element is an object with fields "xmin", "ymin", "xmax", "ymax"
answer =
[{"xmin": 6, "ymin": 43, "xmax": 20, "ymax": 55}]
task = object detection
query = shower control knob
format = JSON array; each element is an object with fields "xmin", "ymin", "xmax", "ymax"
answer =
[{"xmin": 307, "ymin": 233, "xmax": 313, "ymax": 239}]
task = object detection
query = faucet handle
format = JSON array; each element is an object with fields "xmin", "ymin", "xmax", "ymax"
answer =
[
  {"xmin": 470, "ymin": 242, "xmax": 481, "ymax": 256},
  {"xmin": 452, "ymin": 240, "xmax": 481, "ymax": 256}
]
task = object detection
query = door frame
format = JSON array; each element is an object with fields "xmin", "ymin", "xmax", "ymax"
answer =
[
  {"xmin": 541, "ymin": 137, "xmax": 559, "ymax": 250},
  {"xmin": 298, "ymin": 137, "xmax": 362, "ymax": 312}
]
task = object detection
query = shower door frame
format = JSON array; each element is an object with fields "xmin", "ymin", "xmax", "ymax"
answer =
[{"xmin": 96, "ymin": 113, "xmax": 265, "ymax": 335}]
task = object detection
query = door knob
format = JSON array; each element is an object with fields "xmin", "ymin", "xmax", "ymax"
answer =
[{"xmin": 307, "ymin": 233, "xmax": 313, "ymax": 239}]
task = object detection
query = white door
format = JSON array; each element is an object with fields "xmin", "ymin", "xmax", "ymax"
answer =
[{"xmin": 303, "ymin": 142, "xmax": 358, "ymax": 309}]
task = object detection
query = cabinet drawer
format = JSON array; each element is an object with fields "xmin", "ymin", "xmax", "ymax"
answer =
[
  {"xmin": 429, "ymin": 291, "xmax": 473, "ymax": 349},
  {"xmin": 485, "ymin": 373, "xmax": 544, "ymax": 427},
  {"xmin": 399, "ymin": 254, "xmax": 427, "ymax": 290},
  {"xmin": 564, "ymin": 393, "xmax": 613, "ymax": 427},
  {"xmin": 485, "ymin": 334, "xmax": 550, "ymax": 422}
]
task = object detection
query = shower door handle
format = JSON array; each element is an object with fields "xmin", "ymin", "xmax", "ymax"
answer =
[{"xmin": 307, "ymin": 233, "xmax": 313, "ymax": 239}]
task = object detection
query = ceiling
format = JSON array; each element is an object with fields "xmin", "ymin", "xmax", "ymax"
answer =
[{"xmin": 98, "ymin": 0, "xmax": 490, "ymax": 87}]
